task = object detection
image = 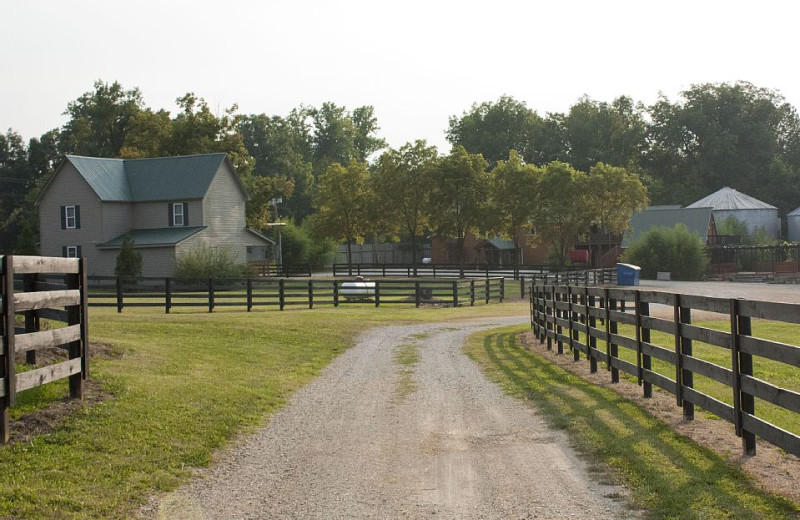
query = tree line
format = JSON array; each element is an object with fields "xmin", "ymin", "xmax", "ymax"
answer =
[{"xmin": 2, "ymin": 79, "xmax": 799, "ymax": 265}]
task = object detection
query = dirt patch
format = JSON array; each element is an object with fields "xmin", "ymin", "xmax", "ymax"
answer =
[
  {"xmin": 5, "ymin": 342, "xmax": 117, "ymax": 446},
  {"xmin": 520, "ymin": 331, "xmax": 800, "ymax": 505}
]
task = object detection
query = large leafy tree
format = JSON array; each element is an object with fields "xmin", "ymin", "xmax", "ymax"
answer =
[
  {"xmin": 584, "ymin": 162, "xmax": 649, "ymax": 235},
  {"xmin": 447, "ymin": 96, "xmax": 543, "ymax": 167},
  {"xmin": 58, "ymin": 80, "xmax": 145, "ymax": 157},
  {"xmin": 429, "ymin": 146, "xmax": 490, "ymax": 264},
  {"xmin": 309, "ymin": 102, "xmax": 386, "ymax": 175},
  {"xmin": 530, "ymin": 161, "xmax": 591, "ymax": 267},
  {"xmin": 647, "ymin": 81, "xmax": 800, "ymax": 211},
  {"xmin": 312, "ymin": 160, "xmax": 372, "ymax": 266},
  {"xmin": 0, "ymin": 130, "xmax": 32, "ymax": 253},
  {"xmin": 488, "ymin": 150, "xmax": 540, "ymax": 264},
  {"xmin": 373, "ymin": 140, "xmax": 439, "ymax": 261},
  {"xmin": 564, "ymin": 95, "xmax": 648, "ymax": 172}
]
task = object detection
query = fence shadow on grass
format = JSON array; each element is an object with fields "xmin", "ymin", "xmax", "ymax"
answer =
[{"xmin": 472, "ymin": 331, "xmax": 798, "ymax": 520}]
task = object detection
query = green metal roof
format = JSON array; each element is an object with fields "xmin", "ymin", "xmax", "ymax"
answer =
[
  {"xmin": 623, "ymin": 207, "xmax": 714, "ymax": 247},
  {"xmin": 478, "ymin": 238, "xmax": 517, "ymax": 250},
  {"xmin": 97, "ymin": 227, "xmax": 206, "ymax": 248},
  {"xmin": 66, "ymin": 153, "xmax": 229, "ymax": 202}
]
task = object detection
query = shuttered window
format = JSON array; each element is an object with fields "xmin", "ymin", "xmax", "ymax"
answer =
[
  {"xmin": 63, "ymin": 245, "xmax": 81, "ymax": 258},
  {"xmin": 169, "ymin": 203, "xmax": 188, "ymax": 227},
  {"xmin": 61, "ymin": 205, "xmax": 80, "ymax": 229}
]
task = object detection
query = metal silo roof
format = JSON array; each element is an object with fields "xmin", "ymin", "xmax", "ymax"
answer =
[
  {"xmin": 687, "ymin": 187, "xmax": 777, "ymax": 210},
  {"xmin": 789, "ymin": 207, "xmax": 800, "ymax": 216}
]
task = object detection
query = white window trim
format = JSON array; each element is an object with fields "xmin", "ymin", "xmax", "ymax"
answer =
[
  {"xmin": 173, "ymin": 203, "xmax": 185, "ymax": 227},
  {"xmin": 65, "ymin": 205, "xmax": 77, "ymax": 229},
  {"xmin": 66, "ymin": 245, "xmax": 78, "ymax": 258}
]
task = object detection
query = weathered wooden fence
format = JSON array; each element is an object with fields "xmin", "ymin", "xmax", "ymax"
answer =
[
  {"xmin": 333, "ymin": 263, "xmax": 548, "ymax": 280},
  {"xmin": 530, "ymin": 283, "xmax": 800, "ymax": 457},
  {"xmin": 86, "ymin": 276, "xmax": 505, "ymax": 313},
  {"xmin": 247, "ymin": 262, "xmax": 312, "ymax": 277},
  {"xmin": 1, "ymin": 256, "xmax": 89, "ymax": 443}
]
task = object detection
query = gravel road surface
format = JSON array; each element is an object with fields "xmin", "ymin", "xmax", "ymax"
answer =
[{"xmin": 149, "ymin": 316, "xmax": 633, "ymax": 519}]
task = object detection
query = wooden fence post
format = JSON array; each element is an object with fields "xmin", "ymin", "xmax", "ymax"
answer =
[
  {"xmin": 520, "ymin": 276, "xmax": 525, "ymax": 299},
  {"xmin": 635, "ymin": 291, "xmax": 643, "ymax": 386},
  {"xmin": 308, "ymin": 280, "xmax": 314, "ymax": 309},
  {"xmin": 608, "ymin": 294, "xmax": 619, "ymax": 383},
  {"xmin": 500, "ymin": 278, "xmax": 504, "ymax": 302},
  {"xmin": 676, "ymin": 296, "xmax": 694, "ymax": 420},
  {"xmin": 208, "ymin": 279, "xmax": 215, "ymax": 313},
  {"xmin": 66, "ymin": 264, "xmax": 84, "ymax": 400},
  {"xmin": 165, "ymin": 277, "xmax": 172, "ymax": 314},
  {"xmin": 730, "ymin": 298, "xmax": 756, "ymax": 455},
  {"xmin": 485, "ymin": 279, "xmax": 490, "ymax": 305},
  {"xmin": 470, "ymin": 280, "xmax": 475, "ymax": 306},
  {"xmin": 1, "ymin": 256, "xmax": 13, "ymax": 442},
  {"xmin": 279, "ymin": 279, "xmax": 285, "ymax": 311},
  {"xmin": 333, "ymin": 280, "xmax": 339, "ymax": 307},
  {"xmin": 640, "ymin": 298, "xmax": 652, "ymax": 398},
  {"xmin": 116, "ymin": 275, "xmax": 123, "ymax": 313},
  {"xmin": 571, "ymin": 288, "xmax": 580, "ymax": 361},
  {"xmin": 453, "ymin": 280, "xmax": 459, "ymax": 308},
  {"xmin": 246, "ymin": 278, "xmax": 253, "ymax": 312},
  {"xmin": 23, "ymin": 273, "xmax": 38, "ymax": 365},
  {"xmin": 375, "ymin": 281, "xmax": 380, "ymax": 307},
  {"xmin": 588, "ymin": 289, "xmax": 598, "ymax": 373}
]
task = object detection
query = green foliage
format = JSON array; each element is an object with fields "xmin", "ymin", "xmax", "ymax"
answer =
[
  {"xmin": 114, "ymin": 235, "xmax": 142, "ymax": 277},
  {"xmin": 585, "ymin": 162, "xmax": 649, "ymax": 234},
  {"xmin": 488, "ymin": 150, "xmax": 540, "ymax": 259},
  {"xmin": 622, "ymin": 224, "xmax": 709, "ymax": 280},
  {"xmin": 175, "ymin": 243, "xmax": 248, "ymax": 280},
  {"xmin": 278, "ymin": 220, "xmax": 336, "ymax": 269}
]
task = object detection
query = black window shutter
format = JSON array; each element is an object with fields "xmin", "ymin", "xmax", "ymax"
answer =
[
  {"xmin": 168, "ymin": 203, "xmax": 174, "ymax": 227},
  {"xmin": 62, "ymin": 246, "xmax": 67, "ymax": 257},
  {"xmin": 61, "ymin": 206, "xmax": 66, "ymax": 229},
  {"xmin": 183, "ymin": 203, "xmax": 188, "ymax": 226},
  {"xmin": 77, "ymin": 246, "xmax": 82, "ymax": 257},
  {"xmin": 75, "ymin": 206, "xmax": 81, "ymax": 229}
]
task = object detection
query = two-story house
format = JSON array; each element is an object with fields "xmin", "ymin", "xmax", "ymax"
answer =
[{"xmin": 36, "ymin": 153, "xmax": 274, "ymax": 277}]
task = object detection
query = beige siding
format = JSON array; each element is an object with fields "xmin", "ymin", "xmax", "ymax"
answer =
[
  {"xmin": 132, "ymin": 200, "xmax": 204, "ymax": 229},
  {"xmin": 138, "ymin": 248, "xmax": 178, "ymax": 278},
  {"xmin": 100, "ymin": 202, "xmax": 132, "ymax": 242},
  {"xmin": 38, "ymin": 163, "xmax": 106, "ymax": 276},
  {"xmin": 196, "ymin": 163, "xmax": 252, "ymax": 262}
]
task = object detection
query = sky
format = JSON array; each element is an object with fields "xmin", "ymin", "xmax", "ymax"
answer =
[{"xmin": 2, "ymin": 0, "xmax": 799, "ymax": 153}]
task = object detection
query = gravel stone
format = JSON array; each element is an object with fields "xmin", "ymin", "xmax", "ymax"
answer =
[{"xmin": 148, "ymin": 316, "xmax": 636, "ymax": 519}]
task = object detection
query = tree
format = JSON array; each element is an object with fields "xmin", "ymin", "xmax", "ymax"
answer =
[
  {"xmin": 429, "ymin": 146, "xmax": 490, "ymax": 264},
  {"xmin": 488, "ymin": 151, "xmax": 540, "ymax": 264},
  {"xmin": 622, "ymin": 224, "xmax": 709, "ymax": 280},
  {"xmin": 309, "ymin": 102, "xmax": 386, "ymax": 175},
  {"xmin": 119, "ymin": 108, "xmax": 173, "ymax": 158},
  {"xmin": 311, "ymin": 160, "xmax": 372, "ymax": 266},
  {"xmin": 584, "ymin": 162, "xmax": 649, "ymax": 235},
  {"xmin": 373, "ymin": 140, "xmax": 439, "ymax": 262},
  {"xmin": 114, "ymin": 235, "xmax": 143, "ymax": 277},
  {"xmin": 447, "ymin": 96, "xmax": 543, "ymax": 167},
  {"xmin": 0, "ymin": 130, "xmax": 33, "ymax": 253},
  {"xmin": 58, "ymin": 80, "xmax": 145, "ymax": 157},
  {"xmin": 530, "ymin": 162, "xmax": 591, "ymax": 267},
  {"xmin": 242, "ymin": 174, "xmax": 295, "ymax": 230}
]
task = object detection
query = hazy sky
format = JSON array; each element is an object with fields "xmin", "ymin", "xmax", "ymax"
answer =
[{"xmin": 2, "ymin": 0, "xmax": 799, "ymax": 153}]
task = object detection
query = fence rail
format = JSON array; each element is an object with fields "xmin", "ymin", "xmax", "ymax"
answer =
[
  {"xmin": 1, "ymin": 256, "xmax": 89, "ymax": 443},
  {"xmin": 86, "ymin": 276, "xmax": 505, "ymax": 313},
  {"xmin": 530, "ymin": 283, "xmax": 800, "ymax": 457},
  {"xmin": 247, "ymin": 262, "xmax": 312, "ymax": 277}
]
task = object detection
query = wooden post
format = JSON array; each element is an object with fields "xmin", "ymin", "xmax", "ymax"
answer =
[
  {"xmin": 678, "ymin": 299, "xmax": 694, "ymax": 420},
  {"xmin": 279, "ymin": 279, "xmax": 285, "ymax": 311},
  {"xmin": 640, "ymin": 299, "xmax": 652, "ymax": 398},
  {"xmin": 571, "ymin": 288, "xmax": 580, "ymax": 361},
  {"xmin": 116, "ymin": 275, "xmax": 123, "ymax": 313},
  {"xmin": 23, "ymin": 273, "xmax": 38, "ymax": 365},
  {"xmin": 415, "ymin": 281, "xmax": 421, "ymax": 308},
  {"xmin": 165, "ymin": 277, "xmax": 172, "ymax": 314},
  {"xmin": 453, "ymin": 280, "xmax": 459, "ymax": 307},
  {"xmin": 500, "ymin": 278, "xmax": 504, "ymax": 302},
  {"xmin": 485, "ymin": 278, "xmax": 490, "ymax": 305},
  {"xmin": 730, "ymin": 299, "xmax": 756, "ymax": 455},
  {"xmin": 2, "ymin": 256, "xmax": 16, "ymax": 444},
  {"xmin": 66, "ymin": 266, "xmax": 84, "ymax": 400},
  {"xmin": 635, "ymin": 291, "xmax": 643, "ymax": 386},
  {"xmin": 208, "ymin": 278, "xmax": 215, "ymax": 313},
  {"xmin": 246, "ymin": 278, "xmax": 253, "ymax": 312},
  {"xmin": 520, "ymin": 276, "xmax": 525, "ymax": 299},
  {"xmin": 470, "ymin": 280, "xmax": 475, "ymax": 306},
  {"xmin": 308, "ymin": 280, "xmax": 314, "ymax": 309},
  {"xmin": 609, "ymin": 296, "xmax": 619, "ymax": 383},
  {"xmin": 588, "ymin": 291, "xmax": 598, "ymax": 373},
  {"xmin": 374, "ymin": 281, "xmax": 380, "ymax": 307},
  {"xmin": 333, "ymin": 280, "xmax": 339, "ymax": 308}
]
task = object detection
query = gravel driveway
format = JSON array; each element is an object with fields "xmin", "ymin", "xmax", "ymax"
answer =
[{"xmin": 148, "ymin": 316, "xmax": 634, "ymax": 519}]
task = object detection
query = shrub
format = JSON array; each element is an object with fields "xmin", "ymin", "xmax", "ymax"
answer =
[
  {"xmin": 622, "ymin": 224, "xmax": 709, "ymax": 280},
  {"xmin": 115, "ymin": 234, "xmax": 142, "ymax": 277},
  {"xmin": 175, "ymin": 243, "xmax": 247, "ymax": 281}
]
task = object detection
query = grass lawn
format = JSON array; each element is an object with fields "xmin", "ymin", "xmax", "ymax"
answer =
[
  {"xmin": 466, "ymin": 325, "xmax": 800, "ymax": 520},
  {"xmin": 0, "ymin": 301, "xmax": 527, "ymax": 519}
]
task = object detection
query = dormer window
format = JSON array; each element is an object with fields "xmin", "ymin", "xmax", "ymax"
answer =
[{"xmin": 169, "ymin": 203, "xmax": 188, "ymax": 227}]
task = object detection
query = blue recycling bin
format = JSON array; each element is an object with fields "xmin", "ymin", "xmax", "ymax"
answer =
[{"xmin": 617, "ymin": 263, "xmax": 641, "ymax": 286}]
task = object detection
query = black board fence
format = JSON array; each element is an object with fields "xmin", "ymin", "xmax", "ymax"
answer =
[
  {"xmin": 530, "ymin": 283, "xmax": 800, "ymax": 457},
  {"xmin": 1, "ymin": 256, "xmax": 89, "ymax": 443},
  {"xmin": 87, "ymin": 276, "xmax": 505, "ymax": 313}
]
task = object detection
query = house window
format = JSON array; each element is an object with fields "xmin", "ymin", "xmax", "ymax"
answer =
[
  {"xmin": 169, "ymin": 202, "xmax": 188, "ymax": 227},
  {"xmin": 61, "ymin": 205, "xmax": 80, "ymax": 229},
  {"xmin": 63, "ymin": 245, "xmax": 81, "ymax": 258}
]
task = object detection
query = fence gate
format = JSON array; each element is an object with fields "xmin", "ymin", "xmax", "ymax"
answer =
[{"xmin": 1, "ymin": 255, "xmax": 89, "ymax": 443}]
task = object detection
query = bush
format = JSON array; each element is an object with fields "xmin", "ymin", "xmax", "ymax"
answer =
[
  {"xmin": 622, "ymin": 224, "xmax": 709, "ymax": 280},
  {"xmin": 175, "ymin": 243, "xmax": 248, "ymax": 281},
  {"xmin": 115, "ymin": 234, "xmax": 142, "ymax": 277}
]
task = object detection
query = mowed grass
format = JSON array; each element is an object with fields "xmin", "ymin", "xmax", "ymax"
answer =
[
  {"xmin": 466, "ymin": 325, "xmax": 800, "ymax": 519},
  {"xmin": 0, "ymin": 301, "xmax": 527, "ymax": 520}
]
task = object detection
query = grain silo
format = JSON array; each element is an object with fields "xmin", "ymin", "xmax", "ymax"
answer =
[
  {"xmin": 687, "ymin": 187, "xmax": 780, "ymax": 239},
  {"xmin": 789, "ymin": 207, "xmax": 800, "ymax": 242}
]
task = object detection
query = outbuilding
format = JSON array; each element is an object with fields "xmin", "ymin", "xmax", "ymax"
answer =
[
  {"xmin": 687, "ymin": 187, "xmax": 780, "ymax": 240},
  {"xmin": 789, "ymin": 207, "xmax": 800, "ymax": 242}
]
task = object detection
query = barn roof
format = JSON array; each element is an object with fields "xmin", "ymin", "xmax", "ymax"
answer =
[
  {"xmin": 622, "ymin": 206, "xmax": 715, "ymax": 247},
  {"xmin": 687, "ymin": 187, "xmax": 776, "ymax": 211}
]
